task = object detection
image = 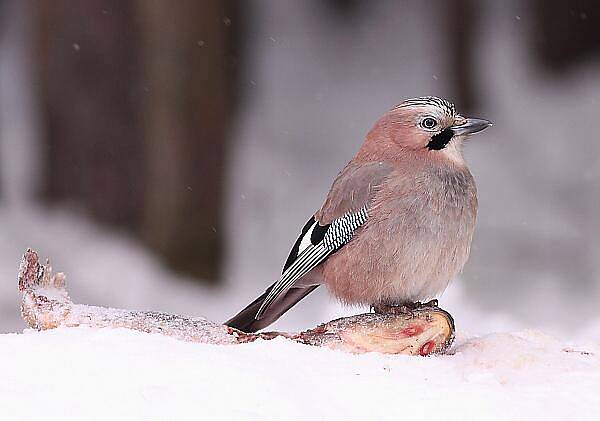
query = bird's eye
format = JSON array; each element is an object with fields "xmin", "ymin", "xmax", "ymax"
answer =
[{"xmin": 421, "ymin": 117, "xmax": 437, "ymax": 130}]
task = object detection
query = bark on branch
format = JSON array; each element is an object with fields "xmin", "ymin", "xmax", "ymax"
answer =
[{"xmin": 18, "ymin": 249, "xmax": 455, "ymax": 356}]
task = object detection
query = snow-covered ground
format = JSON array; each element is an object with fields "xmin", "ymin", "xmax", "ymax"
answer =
[{"xmin": 1, "ymin": 327, "xmax": 598, "ymax": 421}]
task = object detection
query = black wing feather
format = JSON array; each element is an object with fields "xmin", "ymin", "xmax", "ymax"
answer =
[
  {"xmin": 256, "ymin": 205, "xmax": 369, "ymax": 319},
  {"xmin": 282, "ymin": 216, "xmax": 316, "ymax": 273}
]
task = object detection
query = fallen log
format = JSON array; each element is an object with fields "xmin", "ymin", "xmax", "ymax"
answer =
[{"xmin": 18, "ymin": 248, "xmax": 455, "ymax": 355}]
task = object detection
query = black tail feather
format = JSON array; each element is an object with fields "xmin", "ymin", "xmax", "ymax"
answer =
[
  {"xmin": 225, "ymin": 284, "xmax": 319, "ymax": 333},
  {"xmin": 225, "ymin": 288, "xmax": 271, "ymax": 333}
]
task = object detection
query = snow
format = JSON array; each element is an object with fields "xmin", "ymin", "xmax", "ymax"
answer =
[{"xmin": 0, "ymin": 327, "xmax": 598, "ymax": 421}]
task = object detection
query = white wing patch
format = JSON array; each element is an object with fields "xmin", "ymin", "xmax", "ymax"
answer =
[
  {"xmin": 297, "ymin": 220, "xmax": 317, "ymax": 255},
  {"xmin": 256, "ymin": 205, "xmax": 369, "ymax": 319}
]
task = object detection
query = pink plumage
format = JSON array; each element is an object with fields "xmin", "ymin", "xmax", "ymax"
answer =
[{"xmin": 227, "ymin": 97, "xmax": 491, "ymax": 333}]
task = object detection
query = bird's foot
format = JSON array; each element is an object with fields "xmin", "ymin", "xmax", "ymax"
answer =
[
  {"xmin": 372, "ymin": 299, "xmax": 439, "ymax": 315},
  {"xmin": 372, "ymin": 303, "xmax": 413, "ymax": 315}
]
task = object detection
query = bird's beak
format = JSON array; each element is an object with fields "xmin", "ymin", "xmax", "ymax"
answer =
[{"xmin": 451, "ymin": 118, "xmax": 492, "ymax": 136}]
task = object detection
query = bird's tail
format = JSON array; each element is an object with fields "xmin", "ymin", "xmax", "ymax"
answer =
[{"xmin": 225, "ymin": 284, "xmax": 319, "ymax": 333}]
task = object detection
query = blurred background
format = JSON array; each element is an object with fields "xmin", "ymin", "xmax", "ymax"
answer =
[{"xmin": 1, "ymin": 0, "xmax": 599, "ymax": 340}]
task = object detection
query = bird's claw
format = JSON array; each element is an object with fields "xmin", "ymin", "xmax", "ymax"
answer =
[
  {"xmin": 372, "ymin": 303, "xmax": 414, "ymax": 315},
  {"xmin": 421, "ymin": 299, "xmax": 438, "ymax": 308}
]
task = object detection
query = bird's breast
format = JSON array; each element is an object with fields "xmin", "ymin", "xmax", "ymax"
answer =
[{"xmin": 322, "ymin": 165, "xmax": 478, "ymax": 305}]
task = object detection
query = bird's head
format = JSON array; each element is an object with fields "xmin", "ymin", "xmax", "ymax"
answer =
[{"xmin": 369, "ymin": 96, "xmax": 492, "ymax": 164}]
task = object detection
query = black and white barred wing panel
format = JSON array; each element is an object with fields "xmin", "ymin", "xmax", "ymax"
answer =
[{"xmin": 255, "ymin": 205, "xmax": 369, "ymax": 320}]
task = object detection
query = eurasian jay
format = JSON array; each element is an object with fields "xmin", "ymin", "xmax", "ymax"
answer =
[{"xmin": 226, "ymin": 96, "xmax": 491, "ymax": 333}]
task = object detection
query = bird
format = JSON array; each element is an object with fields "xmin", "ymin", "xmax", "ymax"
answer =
[{"xmin": 226, "ymin": 96, "xmax": 491, "ymax": 333}]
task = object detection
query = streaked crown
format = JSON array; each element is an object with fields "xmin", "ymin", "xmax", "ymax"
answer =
[{"xmin": 395, "ymin": 96, "xmax": 456, "ymax": 118}]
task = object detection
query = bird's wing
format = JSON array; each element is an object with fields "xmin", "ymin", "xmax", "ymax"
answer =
[{"xmin": 255, "ymin": 161, "xmax": 392, "ymax": 319}]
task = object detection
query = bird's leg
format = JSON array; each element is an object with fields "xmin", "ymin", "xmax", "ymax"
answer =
[{"xmin": 372, "ymin": 299, "xmax": 439, "ymax": 315}]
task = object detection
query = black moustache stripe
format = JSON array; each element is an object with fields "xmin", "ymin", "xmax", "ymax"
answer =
[{"xmin": 426, "ymin": 128, "xmax": 454, "ymax": 150}]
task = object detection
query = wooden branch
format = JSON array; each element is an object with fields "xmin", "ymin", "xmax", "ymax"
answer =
[{"xmin": 18, "ymin": 249, "xmax": 455, "ymax": 356}]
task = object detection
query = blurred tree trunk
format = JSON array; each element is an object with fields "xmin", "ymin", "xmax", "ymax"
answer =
[
  {"xmin": 531, "ymin": 0, "xmax": 600, "ymax": 74},
  {"xmin": 135, "ymin": 0, "xmax": 234, "ymax": 281},
  {"xmin": 37, "ymin": 1, "xmax": 143, "ymax": 226},
  {"xmin": 36, "ymin": 0, "xmax": 238, "ymax": 282},
  {"xmin": 445, "ymin": 0, "xmax": 478, "ymax": 112}
]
